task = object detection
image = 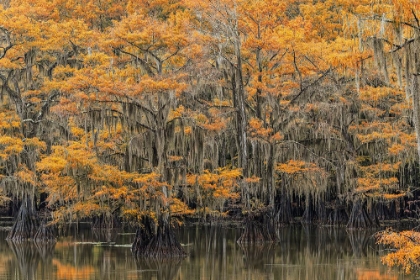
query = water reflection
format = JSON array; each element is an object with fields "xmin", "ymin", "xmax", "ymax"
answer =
[
  {"xmin": 7, "ymin": 241, "xmax": 40, "ymax": 280},
  {"xmin": 134, "ymin": 258, "xmax": 183, "ymax": 280},
  {"xmin": 0, "ymin": 225, "xmax": 413, "ymax": 279}
]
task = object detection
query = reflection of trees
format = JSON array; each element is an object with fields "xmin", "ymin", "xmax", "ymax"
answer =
[
  {"xmin": 356, "ymin": 269, "xmax": 398, "ymax": 280},
  {"xmin": 347, "ymin": 230, "xmax": 373, "ymax": 258},
  {"xmin": 134, "ymin": 258, "xmax": 183, "ymax": 280},
  {"xmin": 0, "ymin": 226, "xmax": 397, "ymax": 279},
  {"xmin": 268, "ymin": 227, "xmax": 382, "ymax": 280},
  {"xmin": 92, "ymin": 228, "xmax": 120, "ymax": 242},
  {"xmin": 34, "ymin": 241, "xmax": 55, "ymax": 261},
  {"xmin": 237, "ymin": 242, "xmax": 274, "ymax": 271},
  {"xmin": 52, "ymin": 259, "xmax": 95, "ymax": 279},
  {"xmin": 7, "ymin": 241, "xmax": 54, "ymax": 280}
]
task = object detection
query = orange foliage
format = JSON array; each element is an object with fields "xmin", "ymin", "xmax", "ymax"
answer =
[{"xmin": 377, "ymin": 229, "xmax": 420, "ymax": 274}]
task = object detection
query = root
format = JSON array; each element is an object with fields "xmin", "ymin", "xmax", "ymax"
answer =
[
  {"xmin": 7, "ymin": 201, "xmax": 39, "ymax": 241},
  {"xmin": 347, "ymin": 198, "xmax": 379, "ymax": 229},
  {"xmin": 132, "ymin": 217, "xmax": 186, "ymax": 258},
  {"xmin": 237, "ymin": 212, "xmax": 278, "ymax": 244},
  {"xmin": 33, "ymin": 221, "xmax": 55, "ymax": 242}
]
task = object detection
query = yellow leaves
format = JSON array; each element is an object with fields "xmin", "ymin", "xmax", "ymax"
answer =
[
  {"xmin": 213, "ymin": 98, "xmax": 231, "ymax": 107},
  {"xmin": 377, "ymin": 229, "xmax": 420, "ymax": 274},
  {"xmin": 0, "ymin": 136, "xmax": 23, "ymax": 159},
  {"xmin": 71, "ymin": 201, "xmax": 101, "ymax": 218},
  {"xmin": 277, "ymin": 159, "xmax": 328, "ymax": 195},
  {"xmin": 16, "ymin": 165, "xmax": 37, "ymax": 186},
  {"xmin": 193, "ymin": 112, "xmax": 227, "ymax": 132},
  {"xmin": 360, "ymin": 86, "xmax": 403, "ymax": 104},
  {"xmin": 388, "ymin": 143, "xmax": 405, "ymax": 156},
  {"xmin": 245, "ymin": 176, "xmax": 260, "ymax": 184},
  {"xmin": 24, "ymin": 137, "xmax": 46, "ymax": 150},
  {"xmin": 83, "ymin": 52, "xmax": 112, "ymax": 68},
  {"xmin": 0, "ymin": 58, "xmax": 21, "ymax": 69},
  {"xmin": 382, "ymin": 193, "xmax": 405, "ymax": 200},
  {"xmin": 169, "ymin": 105, "xmax": 185, "ymax": 120},
  {"xmin": 277, "ymin": 160, "xmax": 321, "ymax": 174},
  {"xmin": 133, "ymin": 172, "xmax": 161, "ymax": 185},
  {"xmin": 170, "ymin": 197, "xmax": 194, "ymax": 216},
  {"xmin": 202, "ymin": 119, "xmax": 227, "ymax": 132},
  {"xmin": 0, "ymin": 111, "xmax": 20, "ymax": 132},
  {"xmin": 248, "ymin": 118, "xmax": 283, "ymax": 142},
  {"xmin": 137, "ymin": 76, "xmax": 186, "ymax": 94},
  {"xmin": 37, "ymin": 156, "xmax": 67, "ymax": 173},
  {"xmin": 356, "ymin": 122, "xmax": 397, "ymax": 144},
  {"xmin": 188, "ymin": 167, "xmax": 241, "ymax": 210},
  {"xmin": 249, "ymin": 118, "xmax": 272, "ymax": 138}
]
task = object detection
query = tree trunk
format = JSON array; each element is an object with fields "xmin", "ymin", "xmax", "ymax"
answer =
[
  {"xmin": 92, "ymin": 213, "xmax": 121, "ymax": 229},
  {"xmin": 33, "ymin": 221, "xmax": 55, "ymax": 242},
  {"xmin": 346, "ymin": 198, "xmax": 379, "ymax": 229},
  {"xmin": 411, "ymin": 74, "xmax": 420, "ymax": 161},
  {"xmin": 237, "ymin": 212, "xmax": 278, "ymax": 244},
  {"xmin": 132, "ymin": 216, "xmax": 185, "ymax": 258},
  {"xmin": 301, "ymin": 194, "xmax": 317, "ymax": 224},
  {"xmin": 327, "ymin": 201, "xmax": 348, "ymax": 226},
  {"xmin": 7, "ymin": 195, "xmax": 39, "ymax": 241},
  {"xmin": 275, "ymin": 185, "xmax": 293, "ymax": 225}
]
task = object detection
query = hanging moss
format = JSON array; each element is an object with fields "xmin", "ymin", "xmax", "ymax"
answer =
[{"xmin": 372, "ymin": 37, "xmax": 389, "ymax": 85}]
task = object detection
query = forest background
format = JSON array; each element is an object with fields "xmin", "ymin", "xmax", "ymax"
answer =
[{"xmin": 0, "ymin": 0, "xmax": 420, "ymax": 272}]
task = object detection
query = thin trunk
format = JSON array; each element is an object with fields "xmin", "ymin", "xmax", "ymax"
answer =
[
  {"xmin": 412, "ymin": 74, "xmax": 420, "ymax": 161},
  {"xmin": 234, "ymin": 32, "xmax": 248, "ymax": 176}
]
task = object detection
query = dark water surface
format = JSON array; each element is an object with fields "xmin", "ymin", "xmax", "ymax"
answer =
[{"xmin": 0, "ymin": 225, "xmax": 414, "ymax": 280}]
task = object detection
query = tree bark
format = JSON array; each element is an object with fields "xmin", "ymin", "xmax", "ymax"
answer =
[
  {"xmin": 346, "ymin": 198, "xmax": 379, "ymax": 229},
  {"xmin": 411, "ymin": 74, "xmax": 420, "ymax": 161},
  {"xmin": 132, "ymin": 216, "xmax": 185, "ymax": 258},
  {"xmin": 7, "ymin": 195, "xmax": 39, "ymax": 241}
]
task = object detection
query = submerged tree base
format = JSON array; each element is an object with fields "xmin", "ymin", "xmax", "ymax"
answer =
[
  {"xmin": 347, "ymin": 199, "xmax": 379, "ymax": 229},
  {"xmin": 132, "ymin": 217, "xmax": 186, "ymax": 258},
  {"xmin": 33, "ymin": 222, "xmax": 55, "ymax": 242},
  {"xmin": 237, "ymin": 212, "xmax": 278, "ymax": 244},
  {"xmin": 7, "ymin": 201, "xmax": 39, "ymax": 241},
  {"xmin": 328, "ymin": 207, "xmax": 349, "ymax": 226},
  {"xmin": 92, "ymin": 214, "xmax": 121, "ymax": 230}
]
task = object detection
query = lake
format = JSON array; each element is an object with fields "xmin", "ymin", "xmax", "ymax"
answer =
[{"xmin": 0, "ymin": 224, "xmax": 414, "ymax": 279}]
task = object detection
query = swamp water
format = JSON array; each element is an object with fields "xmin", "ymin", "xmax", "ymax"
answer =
[{"xmin": 0, "ymin": 225, "xmax": 414, "ymax": 280}]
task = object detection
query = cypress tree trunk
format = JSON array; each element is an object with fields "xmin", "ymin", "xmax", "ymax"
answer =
[
  {"xmin": 301, "ymin": 194, "xmax": 317, "ymax": 224},
  {"xmin": 411, "ymin": 74, "xmax": 420, "ymax": 161},
  {"xmin": 237, "ymin": 212, "xmax": 278, "ymax": 244},
  {"xmin": 132, "ymin": 216, "xmax": 186, "ymax": 258},
  {"xmin": 33, "ymin": 221, "xmax": 55, "ymax": 242},
  {"xmin": 275, "ymin": 188, "xmax": 293, "ymax": 225},
  {"xmin": 7, "ymin": 195, "xmax": 39, "ymax": 241},
  {"xmin": 327, "ymin": 200, "xmax": 348, "ymax": 226},
  {"xmin": 346, "ymin": 198, "xmax": 379, "ymax": 229}
]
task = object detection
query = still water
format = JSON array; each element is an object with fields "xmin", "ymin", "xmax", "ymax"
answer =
[{"xmin": 0, "ymin": 225, "xmax": 414, "ymax": 280}]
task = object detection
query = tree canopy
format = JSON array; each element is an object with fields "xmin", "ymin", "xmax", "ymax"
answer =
[{"xmin": 1, "ymin": 0, "xmax": 420, "ymax": 264}]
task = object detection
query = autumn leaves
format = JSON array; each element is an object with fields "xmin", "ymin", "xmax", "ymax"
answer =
[{"xmin": 0, "ymin": 0, "xmax": 420, "ymax": 262}]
